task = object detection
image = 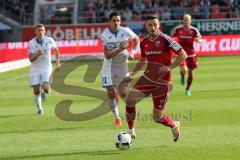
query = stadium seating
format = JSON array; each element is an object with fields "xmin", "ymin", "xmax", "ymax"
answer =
[{"xmin": 0, "ymin": 0, "xmax": 239, "ymax": 26}]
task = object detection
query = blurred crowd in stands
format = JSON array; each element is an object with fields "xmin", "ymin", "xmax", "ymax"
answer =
[
  {"xmin": 85, "ymin": 0, "xmax": 240, "ymax": 23},
  {"xmin": 7, "ymin": 0, "xmax": 34, "ymax": 14},
  {"xmin": 0, "ymin": 0, "xmax": 35, "ymax": 24},
  {"xmin": 0, "ymin": 0, "xmax": 239, "ymax": 25}
]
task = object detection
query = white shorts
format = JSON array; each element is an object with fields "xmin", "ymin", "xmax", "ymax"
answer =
[
  {"xmin": 29, "ymin": 72, "xmax": 52, "ymax": 87},
  {"xmin": 102, "ymin": 70, "xmax": 128, "ymax": 88}
]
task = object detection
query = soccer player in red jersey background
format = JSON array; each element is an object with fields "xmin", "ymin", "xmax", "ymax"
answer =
[
  {"xmin": 172, "ymin": 14, "xmax": 202, "ymax": 96},
  {"xmin": 121, "ymin": 15, "xmax": 187, "ymax": 142}
]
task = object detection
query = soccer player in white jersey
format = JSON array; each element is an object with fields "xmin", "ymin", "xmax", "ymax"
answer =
[
  {"xmin": 101, "ymin": 12, "xmax": 139, "ymax": 126},
  {"xmin": 28, "ymin": 24, "xmax": 60, "ymax": 115}
]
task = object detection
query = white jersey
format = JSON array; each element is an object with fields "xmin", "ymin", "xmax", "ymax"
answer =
[
  {"xmin": 101, "ymin": 27, "xmax": 137, "ymax": 87},
  {"xmin": 28, "ymin": 36, "xmax": 57, "ymax": 74},
  {"xmin": 101, "ymin": 26, "xmax": 137, "ymax": 69}
]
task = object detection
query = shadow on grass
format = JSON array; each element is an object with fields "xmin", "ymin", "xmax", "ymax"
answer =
[
  {"xmin": 0, "ymin": 145, "xmax": 168, "ymax": 160},
  {"xmin": 0, "ymin": 124, "xmax": 113, "ymax": 134},
  {"xmin": 0, "ymin": 114, "xmax": 33, "ymax": 119},
  {"xmin": 0, "ymin": 150, "xmax": 121, "ymax": 160}
]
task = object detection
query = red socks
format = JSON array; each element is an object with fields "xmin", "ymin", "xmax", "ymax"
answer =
[
  {"xmin": 157, "ymin": 114, "xmax": 175, "ymax": 128},
  {"xmin": 126, "ymin": 105, "xmax": 136, "ymax": 129},
  {"xmin": 126, "ymin": 105, "xmax": 174, "ymax": 128}
]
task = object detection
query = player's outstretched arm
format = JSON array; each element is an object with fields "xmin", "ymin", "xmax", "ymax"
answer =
[
  {"xmin": 29, "ymin": 49, "xmax": 42, "ymax": 62},
  {"xmin": 104, "ymin": 41, "xmax": 130, "ymax": 59},
  {"xmin": 130, "ymin": 57, "xmax": 147, "ymax": 77},
  {"xmin": 120, "ymin": 57, "xmax": 147, "ymax": 89},
  {"xmin": 54, "ymin": 47, "xmax": 60, "ymax": 70}
]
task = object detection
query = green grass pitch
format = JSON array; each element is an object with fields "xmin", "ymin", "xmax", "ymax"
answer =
[{"xmin": 0, "ymin": 56, "xmax": 240, "ymax": 160}]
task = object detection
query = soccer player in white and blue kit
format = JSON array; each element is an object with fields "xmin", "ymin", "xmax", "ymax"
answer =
[
  {"xmin": 28, "ymin": 24, "xmax": 60, "ymax": 115},
  {"xmin": 101, "ymin": 12, "xmax": 139, "ymax": 126}
]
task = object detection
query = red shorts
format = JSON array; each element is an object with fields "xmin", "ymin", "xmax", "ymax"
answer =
[
  {"xmin": 134, "ymin": 76, "xmax": 172, "ymax": 110},
  {"xmin": 180, "ymin": 56, "xmax": 198, "ymax": 69}
]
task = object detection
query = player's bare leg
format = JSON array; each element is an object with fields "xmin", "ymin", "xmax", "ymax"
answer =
[
  {"xmin": 33, "ymin": 86, "xmax": 43, "ymax": 115},
  {"xmin": 186, "ymin": 68, "xmax": 194, "ymax": 96},
  {"xmin": 118, "ymin": 81, "xmax": 127, "ymax": 98},
  {"xmin": 42, "ymin": 82, "xmax": 50, "ymax": 93},
  {"xmin": 153, "ymin": 108, "xmax": 180, "ymax": 142},
  {"xmin": 180, "ymin": 64, "xmax": 187, "ymax": 86},
  {"xmin": 107, "ymin": 87, "xmax": 121, "ymax": 126},
  {"xmin": 125, "ymin": 89, "xmax": 147, "ymax": 138},
  {"xmin": 41, "ymin": 82, "xmax": 50, "ymax": 102}
]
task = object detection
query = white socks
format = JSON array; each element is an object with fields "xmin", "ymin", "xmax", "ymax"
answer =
[
  {"xmin": 34, "ymin": 94, "xmax": 43, "ymax": 111},
  {"xmin": 108, "ymin": 98, "xmax": 120, "ymax": 120},
  {"xmin": 127, "ymin": 128, "xmax": 135, "ymax": 134}
]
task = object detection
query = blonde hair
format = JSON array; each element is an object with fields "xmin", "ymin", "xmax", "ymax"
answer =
[{"xmin": 183, "ymin": 14, "xmax": 192, "ymax": 19}]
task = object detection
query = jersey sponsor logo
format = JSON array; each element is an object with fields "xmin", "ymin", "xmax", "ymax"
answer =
[
  {"xmin": 179, "ymin": 35, "xmax": 192, "ymax": 39},
  {"xmin": 145, "ymin": 51, "xmax": 162, "ymax": 55},
  {"xmin": 155, "ymin": 40, "xmax": 160, "ymax": 47}
]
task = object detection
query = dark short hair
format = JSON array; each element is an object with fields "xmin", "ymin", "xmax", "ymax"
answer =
[
  {"xmin": 145, "ymin": 15, "xmax": 158, "ymax": 21},
  {"xmin": 109, "ymin": 12, "xmax": 121, "ymax": 20},
  {"xmin": 35, "ymin": 24, "xmax": 45, "ymax": 28}
]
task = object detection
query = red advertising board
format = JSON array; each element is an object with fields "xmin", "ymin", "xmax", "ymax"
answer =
[
  {"xmin": 0, "ymin": 42, "xmax": 29, "ymax": 62},
  {"xmin": 22, "ymin": 24, "xmax": 109, "ymax": 41},
  {"xmin": 1, "ymin": 34, "xmax": 240, "ymax": 63},
  {"xmin": 194, "ymin": 34, "xmax": 240, "ymax": 56}
]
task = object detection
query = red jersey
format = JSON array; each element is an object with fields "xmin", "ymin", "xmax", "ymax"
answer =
[
  {"xmin": 172, "ymin": 25, "xmax": 201, "ymax": 56},
  {"xmin": 140, "ymin": 32, "xmax": 182, "ymax": 83}
]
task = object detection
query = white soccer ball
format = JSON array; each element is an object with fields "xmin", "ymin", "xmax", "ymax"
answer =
[{"xmin": 115, "ymin": 132, "xmax": 132, "ymax": 150}]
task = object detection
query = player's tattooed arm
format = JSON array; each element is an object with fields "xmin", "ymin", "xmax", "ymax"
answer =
[
  {"xmin": 29, "ymin": 49, "xmax": 42, "ymax": 62},
  {"xmin": 170, "ymin": 49, "xmax": 187, "ymax": 70},
  {"xmin": 159, "ymin": 49, "xmax": 187, "ymax": 74}
]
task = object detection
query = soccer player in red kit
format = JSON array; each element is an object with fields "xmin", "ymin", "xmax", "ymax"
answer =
[
  {"xmin": 172, "ymin": 14, "xmax": 202, "ymax": 96},
  {"xmin": 120, "ymin": 15, "xmax": 187, "ymax": 142}
]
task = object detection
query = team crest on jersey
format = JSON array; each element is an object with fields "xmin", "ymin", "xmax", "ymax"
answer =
[
  {"xmin": 121, "ymin": 34, "xmax": 124, "ymax": 38},
  {"xmin": 155, "ymin": 41, "xmax": 160, "ymax": 47},
  {"xmin": 145, "ymin": 44, "xmax": 148, "ymax": 48},
  {"xmin": 189, "ymin": 30, "xmax": 193, "ymax": 34},
  {"xmin": 108, "ymin": 36, "xmax": 112, "ymax": 39}
]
